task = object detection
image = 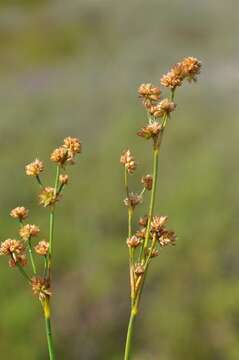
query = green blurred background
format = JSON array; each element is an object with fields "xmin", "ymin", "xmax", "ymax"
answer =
[{"xmin": 0, "ymin": 0, "xmax": 238, "ymax": 359}]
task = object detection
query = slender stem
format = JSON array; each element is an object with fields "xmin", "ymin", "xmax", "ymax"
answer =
[
  {"xmin": 124, "ymin": 308, "xmax": 137, "ymax": 360},
  {"xmin": 48, "ymin": 165, "xmax": 60, "ymax": 277},
  {"xmin": 16, "ymin": 262, "xmax": 31, "ymax": 282},
  {"xmin": 28, "ymin": 238, "xmax": 37, "ymax": 275},
  {"xmin": 43, "ymin": 298, "xmax": 56, "ymax": 360}
]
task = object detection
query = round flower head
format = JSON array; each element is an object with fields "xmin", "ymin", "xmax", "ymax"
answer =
[
  {"xmin": 19, "ymin": 224, "xmax": 40, "ymax": 241},
  {"xmin": 159, "ymin": 230, "xmax": 176, "ymax": 247},
  {"xmin": 0, "ymin": 239, "xmax": 24, "ymax": 256},
  {"xmin": 151, "ymin": 215, "xmax": 168, "ymax": 233},
  {"xmin": 120, "ymin": 149, "xmax": 136, "ymax": 174},
  {"xmin": 127, "ymin": 235, "xmax": 141, "ymax": 248},
  {"xmin": 150, "ymin": 99, "xmax": 176, "ymax": 118},
  {"xmin": 181, "ymin": 56, "xmax": 201, "ymax": 82},
  {"xmin": 160, "ymin": 63, "xmax": 184, "ymax": 89},
  {"xmin": 138, "ymin": 83, "xmax": 161, "ymax": 103},
  {"xmin": 39, "ymin": 187, "xmax": 58, "ymax": 207},
  {"xmin": 63, "ymin": 136, "xmax": 81, "ymax": 163},
  {"xmin": 50, "ymin": 147, "xmax": 68, "ymax": 165},
  {"xmin": 134, "ymin": 264, "xmax": 145, "ymax": 276},
  {"xmin": 25, "ymin": 159, "xmax": 43, "ymax": 177},
  {"xmin": 10, "ymin": 206, "xmax": 29, "ymax": 221},
  {"xmin": 124, "ymin": 192, "xmax": 142, "ymax": 209},
  {"xmin": 137, "ymin": 121, "xmax": 162, "ymax": 140},
  {"xmin": 35, "ymin": 240, "xmax": 49, "ymax": 256},
  {"xmin": 31, "ymin": 277, "xmax": 51, "ymax": 302}
]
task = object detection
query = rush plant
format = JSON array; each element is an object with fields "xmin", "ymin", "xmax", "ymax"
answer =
[
  {"xmin": 121, "ymin": 57, "xmax": 202, "ymax": 360},
  {"xmin": 0, "ymin": 136, "xmax": 81, "ymax": 359}
]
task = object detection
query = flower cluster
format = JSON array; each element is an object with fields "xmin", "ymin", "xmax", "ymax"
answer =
[
  {"xmin": 50, "ymin": 136, "xmax": 81, "ymax": 166},
  {"xmin": 120, "ymin": 149, "xmax": 136, "ymax": 174},
  {"xmin": 31, "ymin": 277, "xmax": 51, "ymax": 301},
  {"xmin": 0, "ymin": 238, "xmax": 27, "ymax": 267}
]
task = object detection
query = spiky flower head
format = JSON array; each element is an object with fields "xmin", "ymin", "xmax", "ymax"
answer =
[
  {"xmin": 0, "ymin": 239, "xmax": 24, "ymax": 256},
  {"xmin": 127, "ymin": 235, "xmax": 141, "ymax": 248},
  {"xmin": 63, "ymin": 136, "xmax": 81, "ymax": 163},
  {"xmin": 124, "ymin": 192, "xmax": 142, "ymax": 209},
  {"xmin": 50, "ymin": 147, "xmax": 68, "ymax": 165},
  {"xmin": 35, "ymin": 240, "xmax": 49, "ymax": 256},
  {"xmin": 39, "ymin": 187, "xmax": 58, "ymax": 208},
  {"xmin": 19, "ymin": 224, "xmax": 40, "ymax": 241},
  {"xmin": 120, "ymin": 149, "xmax": 136, "ymax": 174},
  {"xmin": 181, "ymin": 56, "xmax": 201, "ymax": 82},
  {"xmin": 138, "ymin": 215, "xmax": 148, "ymax": 227},
  {"xmin": 10, "ymin": 206, "xmax": 29, "ymax": 221},
  {"xmin": 25, "ymin": 159, "xmax": 43, "ymax": 177},
  {"xmin": 150, "ymin": 99, "xmax": 176, "ymax": 118},
  {"xmin": 138, "ymin": 83, "xmax": 161, "ymax": 103},
  {"xmin": 137, "ymin": 121, "xmax": 162, "ymax": 140},
  {"xmin": 151, "ymin": 216, "xmax": 168, "ymax": 233},
  {"xmin": 159, "ymin": 230, "xmax": 176, "ymax": 247},
  {"xmin": 31, "ymin": 277, "xmax": 51, "ymax": 302},
  {"xmin": 134, "ymin": 264, "xmax": 145, "ymax": 276}
]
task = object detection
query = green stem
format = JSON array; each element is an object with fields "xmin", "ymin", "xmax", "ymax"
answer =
[
  {"xmin": 16, "ymin": 261, "xmax": 31, "ymax": 282},
  {"xmin": 124, "ymin": 308, "xmax": 137, "ymax": 360},
  {"xmin": 43, "ymin": 299, "xmax": 56, "ymax": 360},
  {"xmin": 28, "ymin": 238, "xmax": 37, "ymax": 275}
]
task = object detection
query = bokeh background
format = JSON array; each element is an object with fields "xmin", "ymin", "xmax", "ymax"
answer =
[{"xmin": 0, "ymin": 1, "xmax": 238, "ymax": 359}]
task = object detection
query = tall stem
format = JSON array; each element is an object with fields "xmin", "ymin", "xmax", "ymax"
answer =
[
  {"xmin": 28, "ymin": 238, "xmax": 37, "ymax": 275},
  {"xmin": 124, "ymin": 308, "xmax": 137, "ymax": 360},
  {"xmin": 43, "ymin": 298, "xmax": 56, "ymax": 360}
]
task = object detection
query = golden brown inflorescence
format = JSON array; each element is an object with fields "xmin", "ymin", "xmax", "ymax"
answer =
[
  {"xmin": 39, "ymin": 187, "xmax": 58, "ymax": 208},
  {"xmin": 120, "ymin": 149, "xmax": 137, "ymax": 174},
  {"xmin": 35, "ymin": 240, "xmax": 49, "ymax": 256},
  {"xmin": 0, "ymin": 239, "xmax": 27, "ymax": 268},
  {"xmin": 50, "ymin": 136, "xmax": 81, "ymax": 166},
  {"xmin": 25, "ymin": 159, "xmax": 44, "ymax": 177},
  {"xmin": 19, "ymin": 224, "xmax": 40, "ymax": 241},
  {"xmin": 10, "ymin": 207, "xmax": 29, "ymax": 221},
  {"xmin": 31, "ymin": 277, "xmax": 51, "ymax": 301}
]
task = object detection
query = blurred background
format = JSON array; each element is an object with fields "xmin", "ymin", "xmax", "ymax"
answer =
[{"xmin": 0, "ymin": 0, "xmax": 238, "ymax": 359}]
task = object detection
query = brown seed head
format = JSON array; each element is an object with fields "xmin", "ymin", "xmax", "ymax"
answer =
[
  {"xmin": 160, "ymin": 64, "xmax": 183, "ymax": 89},
  {"xmin": 50, "ymin": 147, "xmax": 68, "ymax": 165},
  {"xmin": 39, "ymin": 187, "xmax": 58, "ymax": 208},
  {"xmin": 35, "ymin": 240, "xmax": 49, "ymax": 256},
  {"xmin": 138, "ymin": 215, "xmax": 148, "ymax": 227},
  {"xmin": 151, "ymin": 216, "xmax": 168, "ymax": 232},
  {"xmin": 59, "ymin": 174, "xmax": 69, "ymax": 185},
  {"xmin": 124, "ymin": 192, "xmax": 142, "ymax": 209},
  {"xmin": 10, "ymin": 206, "xmax": 29, "ymax": 221},
  {"xmin": 63, "ymin": 136, "xmax": 81, "ymax": 163},
  {"xmin": 159, "ymin": 230, "xmax": 176, "ymax": 247},
  {"xmin": 141, "ymin": 174, "xmax": 153, "ymax": 190},
  {"xmin": 19, "ymin": 224, "xmax": 40, "ymax": 241},
  {"xmin": 135, "ymin": 227, "xmax": 147, "ymax": 239},
  {"xmin": 181, "ymin": 57, "xmax": 201, "ymax": 82},
  {"xmin": 150, "ymin": 99, "xmax": 176, "ymax": 118},
  {"xmin": 134, "ymin": 264, "xmax": 145, "ymax": 276},
  {"xmin": 120, "ymin": 149, "xmax": 136, "ymax": 174},
  {"xmin": 126, "ymin": 235, "xmax": 141, "ymax": 248},
  {"xmin": 137, "ymin": 121, "xmax": 162, "ymax": 140},
  {"xmin": 138, "ymin": 83, "xmax": 161, "ymax": 103},
  {"xmin": 31, "ymin": 277, "xmax": 51, "ymax": 301},
  {"xmin": 25, "ymin": 159, "xmax": 44, "ymax": 177},
  {"xmin": 0, "ymin": 239, "xmax": 24, "ymax": 256}
]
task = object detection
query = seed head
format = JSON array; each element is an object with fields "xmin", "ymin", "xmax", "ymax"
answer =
[
  {"xmin": 181, "ymin": 57, "xmax": 201, "ymax": 82},
  {"xmin": 0, "ymin": 239, "xmax": 24, "ymax": 256},
  {"xmin": 138, "ymin": 83, "xmax": 161, "ymax": 103},
  {"xmin": 63, "ymin": 136, "xmax": 81, "ymax": 163},
  {"xmin": 150, "ymin": 99, "xmax": 176, "ymax": 118},
  {"xmin": 141, "ymin": 174, "xmax": 153, "ymax": 190},
  {"xmin": 120, "ymin": 150, "xmax": 136, "ymax": 174},
  {"xmin": 39, "ymin": 187, "xmax": 58, "ymax": 207},
  {"xmin": 138, "ymin": 215, "xmax": 148, "ymax": 227},
  {"xmin": 10, "ymin": 206, "xmax": 29, "ymax": 221},
  {"xmin": 159, "ymin": 230, "xmax": 176, "ymax": 247},
  {"xmin": 137, "ymin": 121, "xmax": 162, "ymax": 140},
  {"xmin": 151, "ymin": 216, "xmax": 168, "ymax": 233},
  {"xmin": 50, "ymin": 147, "xmax": 68, "ymax": 165},
  {"xmin": 31, "ymin": 277, "xmax": 51, "ymax": 301},
  {"xmin": 19, "ymin": 224, "xmax": 40, "ymax": 241},
  {"xmin": 134, "ymin": 264, "xmax": 145, "ymax": 276},
  {"xmin": 124, "ymin": 192, "xmax": 142, "ymax": 209},
  {"xmin": 127, "ymin": 235, "xmax": 141, "ymax": 248},
  {"xmin": 25, "ymin": 159, "xmax": 44, "ymax": 177},
  {"xmin": 135, "ymin": 227, "xmax": 147, "ymax": 239},
  {"xmin": 35, "ymin": 240, "xmax": 49, "ymax": 256},
  {"xmin": 59, "ymin": 174, "xmax": 69, "ymax": 185}
]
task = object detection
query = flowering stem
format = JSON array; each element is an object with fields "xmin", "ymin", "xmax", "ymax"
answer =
[
  {"xmin": 124, "ymin": 307, "xmax": 137, "ymax": 360},
  {"xmin": 43, "ymin": 298, "xmax": 55, "ymax": 360},
  {"xmin": 16, "ymin": 261, "xmax": 31, "ymax": 282},
  {"xmin": 28, "ymin": 238, "xmax": 37, "ymax": 275}
]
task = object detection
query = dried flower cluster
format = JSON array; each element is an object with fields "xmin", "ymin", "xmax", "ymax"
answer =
[
  {"xmin": 0, "ymin": 135, "xmax": 81, "ymax": 359},
  {"xmin": 122, "ymin": 57, "xmax": 201, "ymax": 360}
]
